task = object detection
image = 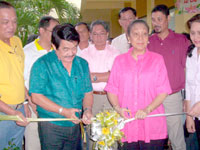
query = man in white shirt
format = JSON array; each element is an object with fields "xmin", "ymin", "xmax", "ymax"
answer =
[
  {"xmin": 24, "ymin": 16, "xmax": 59, "ymax": 150},
  {"xmin": 75, "ymin": 22, "xmax": 90, "ymax": 56},
  {"xmin": 75, "ymin": 22, "xmax": 91, "ymax": 150},
  {"xmin": 111, "ymin": 7, "xmax": 137, "ymax": 54},
  {"xmin": 80, "ymin": 20, "xmax": 120, "ymax": 149}
]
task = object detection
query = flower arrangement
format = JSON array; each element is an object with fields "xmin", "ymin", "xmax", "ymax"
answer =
[{"xmin": 91, "ymin": 110, "xmax": 125, "ymax": 150}]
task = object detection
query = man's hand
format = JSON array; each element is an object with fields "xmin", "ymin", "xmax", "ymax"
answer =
[
  {"xmin": 27, "ymin": 94, "xmax": 37, "ymax": 115},
  {"xmin": 14, "ymin": 110, "xmax": 29, "ymax": 126},
  {"xmin": 183, "ymin": 100, "xmax": 187, "ymax": 112},
  {"xmin": 61, "ymin": 108, "xmax": 81, "ymax": 124},
  {"xmin": 24, "ymin": 103, "xmax": 31, "ymax": 118},
  {"xmin": 0, "ymin": 101, "xmax": 29, "ymax": 126},
  {"xmin": 82, "ymin": 109, "xmax": 93, "ymax": 125}
]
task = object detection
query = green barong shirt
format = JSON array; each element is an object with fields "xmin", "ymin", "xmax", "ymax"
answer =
[{"xmin": 29, "ymin": 50, "xmax": 93, "ymax": 127}]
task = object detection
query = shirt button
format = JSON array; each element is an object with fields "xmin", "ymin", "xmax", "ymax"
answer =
[{"xmin": 160, "ymin": 43, "xmax": 163, "ymax": 46}]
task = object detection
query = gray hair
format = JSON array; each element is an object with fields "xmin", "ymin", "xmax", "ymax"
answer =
[
  {"xmin": 90, "ymin": 20, "xmax": 109, "ymax": 33},
  {"xmin": 127, "ymin": 20, "xmax": 149, "ymax": 36}
]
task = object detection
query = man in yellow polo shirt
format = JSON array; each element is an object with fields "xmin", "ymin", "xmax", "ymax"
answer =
[
  {"xmin": 0, "ymin": 1, "xmax": 30, "ymax": 149},
  {"xmin": 24, "ymin": 16, "xmax": 59, "ymax": 150}
]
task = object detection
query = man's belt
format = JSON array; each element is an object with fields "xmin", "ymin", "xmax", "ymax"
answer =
[
  {"xmin": 169, "ymin": 90, "xmax": 181, "ymax": 95},
  {"xmin": 8, "ymin": 100, "xmax": 28, "ymax": 110},
  {"xmin": 93, "ymin": 91, "xmax": 107, "ymax": 95},
  {"xmin": 8, "ymin": 103, "xmax": 23, "ymax": 110}
]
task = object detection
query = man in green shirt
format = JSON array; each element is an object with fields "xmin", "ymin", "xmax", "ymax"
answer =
[{"xmin": 29, "ymin": 24, "xmax": 93, "ymax": 150}]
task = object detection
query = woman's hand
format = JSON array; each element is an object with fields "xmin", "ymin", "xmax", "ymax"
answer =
[
  {"xmin": 188, "ymin": 102, "xmax": 200, "ymax": 117},
  {"xmin": 114, "ymin": 106, "xmax": 131, "ymax": 119},
  {"xmin": 186, "ymin": 116, "xmax": 195, "ymax": 133},
  {"xmin": 134, "ymin": 109, "xmax": 148, "ymax": 119},
  {"xmin": 135, "ymin": 106, "xmax": 152, "ymax": 119}
]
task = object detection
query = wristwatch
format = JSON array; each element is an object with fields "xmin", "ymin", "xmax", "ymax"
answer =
[
  {"xmin": 93, "ymin": 75, "xmax": 97, "ymax": 81},
  {"xmin": 23, "ymin": 99, "xmax": 29, "ymax": 104}
]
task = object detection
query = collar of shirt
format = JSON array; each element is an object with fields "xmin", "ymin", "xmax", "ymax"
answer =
[
  {"xmin": 192, "ymin": 47, "xmax": 198, "ymax": 58},
  {"xmin": 34, "ymin": 38, "xmax": 53, "ymax": 51},
  {"xmin": 153, "ymin": 29, "xmax": 175, "ymax": 42},
  {"xmin": 90, "ymin": 43, "xmax": 111, "ymax": 51},
  {"xmin": 128, "ymin": 47, "xmax": 149, "ymax": 61},
  {"xmin": 0, "ymin": 36, "xmax": 17, "ymax": 52}
]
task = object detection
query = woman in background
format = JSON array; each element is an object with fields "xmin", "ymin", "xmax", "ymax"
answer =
[{"xmin": 185, "ymin": 14, "xmax": 200, "ymax": 148}]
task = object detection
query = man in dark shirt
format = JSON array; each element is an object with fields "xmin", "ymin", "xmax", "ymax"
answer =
[{"xmin": 148, "ymin": 4, "xmax": 190, "ymax": 150}]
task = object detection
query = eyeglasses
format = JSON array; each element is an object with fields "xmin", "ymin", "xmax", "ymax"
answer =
[{"xmin": 92, "ymin": 33, "xmax": 107, "ymax": 36}]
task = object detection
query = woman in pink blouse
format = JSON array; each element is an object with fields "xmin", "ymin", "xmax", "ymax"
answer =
[{"xmin": 104, "ymin": 20, "xmax": 171, "ymax": 150}]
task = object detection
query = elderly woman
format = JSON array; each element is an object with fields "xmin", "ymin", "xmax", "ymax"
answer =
[
  {"xmin": 104, "ymin": 20, "xmax": 171, "ymax": 150},
  {"xmin": 185, "ymin": 14, "xmax": 200, "ymax": 147}
]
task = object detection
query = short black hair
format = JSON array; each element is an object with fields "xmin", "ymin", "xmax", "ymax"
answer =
[
  {"xmin": 90, "ymin": 20, "xmax": 109, "ymax": 33},
  {"xmin": 0, "ymin": 1, "xmax": 14, "ymax": 9},
  {"xmin": 152, "ymin": 4, "xmax": 169, "ymax": 17},
  {"xmin": 119, "ymin": 7, "xmax": 137, "ymax": 18},
  {"xmin": 75, "ymin": 22, "xmax": 89, "ymax": 31},
  {"xmin": 51, "ymin": 24, "xmax": 80, "ymax": 49},
  {"xmin": 38, "ymin": 16, "xmax": 59, "ymax": 29},
  {"xmin": 127, "ymin": 19, "xmax": 149, "ymax": 36}
]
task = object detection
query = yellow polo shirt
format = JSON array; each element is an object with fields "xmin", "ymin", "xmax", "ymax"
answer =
[
  {"xmin": 0, "ymin": 36, "xmax": 25, "ymax": 104},
  {"xmin": 34, "ymin": 38, "xmax": 44, "ymax": 51},
  {"xmin": 34, "ymin": 38, "xmax": 53, "ymax": 51}
]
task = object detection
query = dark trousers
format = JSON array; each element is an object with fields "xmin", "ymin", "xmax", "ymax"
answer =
[
  {"xmin": 184, "ymin": 119, "xmax": 199, "ymax": 150},
  {"xmin": 195, "ymin": 118, "xmax": 200, "ymax": 149},
  {"xmin": 38, "ymin": 122, "xmax": 82, "ymax": 150},
  {"xmin": 118, "ymin": 139, "xmax": 166, "ymax": 150}
]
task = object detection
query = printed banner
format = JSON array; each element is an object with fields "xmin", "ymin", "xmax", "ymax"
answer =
[{"xmin": 175, "ymin": 0, "xmax": 200, "ymax": 14}]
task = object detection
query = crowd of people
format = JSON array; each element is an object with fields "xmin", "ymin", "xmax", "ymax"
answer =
[{"xmin": 0, "ymin": 0, "xmax": 200, "ymax": 150}]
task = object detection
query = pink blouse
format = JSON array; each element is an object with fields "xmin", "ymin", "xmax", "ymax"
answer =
[{"xmin": 104, "ymin": 48, "xmax": 172, "ymax": 143}]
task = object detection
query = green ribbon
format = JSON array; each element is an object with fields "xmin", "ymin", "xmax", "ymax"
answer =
[{"xmin": 0, "ymin": 115, "xmax": 79, "ymax": 122}]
